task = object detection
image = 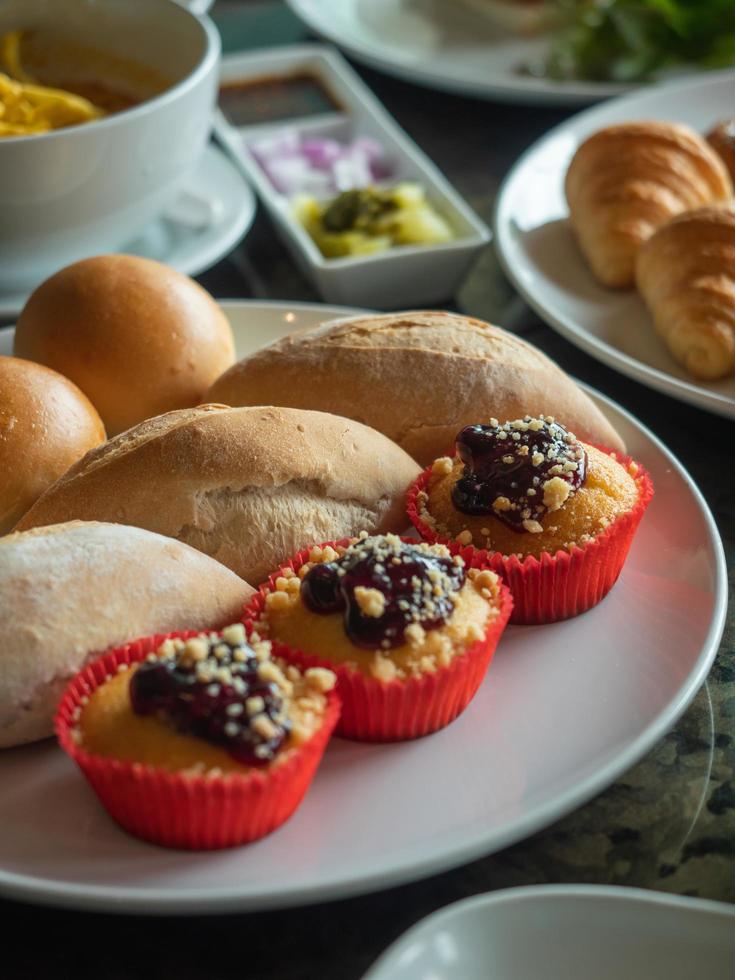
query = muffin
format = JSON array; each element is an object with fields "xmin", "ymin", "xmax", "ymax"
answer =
[
  {"xmin": 408, "ymin": 416, "xmax": 653, "ymax": 624},
  {"xmin": 56, "ymin": 624, "xmax": 340, "ymax": 849},
  {"xmin": 245, "ymin": 533, "xmax": 513, "ymax": 741}
]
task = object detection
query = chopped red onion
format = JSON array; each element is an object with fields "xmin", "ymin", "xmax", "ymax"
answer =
[{"xmin": 248, "ymin": 131, "xmax": 390, "ymax": 195}]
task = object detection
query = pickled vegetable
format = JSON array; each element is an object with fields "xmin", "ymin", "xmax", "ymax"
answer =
[{"xmin": 293, "ymin": 183, "xmax": 453, "ymax": 258}]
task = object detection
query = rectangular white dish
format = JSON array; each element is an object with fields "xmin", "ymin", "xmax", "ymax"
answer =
[{"xmin": 214, "ymin": 44, "xmax": 490, "ymax": 308}]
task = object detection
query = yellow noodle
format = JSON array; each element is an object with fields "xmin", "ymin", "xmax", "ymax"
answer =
[{"xmin": 0, "ymin": 31, "xmax": 106, "ymax": 136}]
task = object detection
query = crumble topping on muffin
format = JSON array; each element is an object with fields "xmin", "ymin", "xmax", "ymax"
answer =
[
  {"xmin": 257, "ymin": 534, "xmax": 503, "ymax": 682},
  {"xmin": 417, "ymin": 432, "xmax": 641, "ymax": 559},
  {"xmin": 73, "ymin": 625, "xmax": 336, "ymax": 773},
  {"xmin": 299, "ymin": 533, "xmax": 466, "ymax": 649},
  {"xmin": 450, "ymin": 417, "xmax": 587, "ymax": 533}
]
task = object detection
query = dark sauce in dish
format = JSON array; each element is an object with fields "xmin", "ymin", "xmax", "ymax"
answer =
[{"xmin": 219, "ymin": 72, "xmax": 342, "ymax": 127}]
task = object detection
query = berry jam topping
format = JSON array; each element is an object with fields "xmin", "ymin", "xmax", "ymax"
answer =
[
  {"xmin": 129, "ymin": 625, "xmax": 290, "ymax": 766},
  {"xmin": 300, "ymin": 534, "xmax": 466, "ymax": 649},
  {"xmin": 451, "ymin": 416, "xmax": 587, "ymax": 533}
]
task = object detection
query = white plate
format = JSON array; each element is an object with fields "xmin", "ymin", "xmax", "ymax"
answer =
[
  {"xmin": 494, "ymin": 70, "xmax": 735, "ymax": 421},
  {"xmin": 0, "ymin": 144, "xmax": 256, "ymax": 320},
  {"xmin": 286, "ymin": 0, "xmax": 641, "ymax": 107},
  {"xmin": 176, "ymin": 0, "xmax": 214, "ymax": 13},
  {"xmin": 363, "ymin": 885, "xmax": 735, "ymax": 979},
  {"xmin": 0, "ymin": 301, "xmax": 726, "ymax": 914}
]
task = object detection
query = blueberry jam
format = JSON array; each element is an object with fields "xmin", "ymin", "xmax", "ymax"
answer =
[
  {"xmin": 130, "ymin": 627, "xmax": 289, "ymax": 766},
  {"xmin": 451, "ymin": 417, "xmax": 587, "ymax": 532},
  {"xmin": 301, "ymin": 535, "xmax": 465, "ymax": 649}
]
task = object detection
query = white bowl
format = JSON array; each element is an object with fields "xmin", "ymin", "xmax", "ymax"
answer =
[
  {"xmin": 0, "ymin": 0, "xmax": 220, "ymax": 290},
  {"xmin": 215, "ymin": 46, "xmax": 490, "ymax": 308},
  {"xmin": 363, "ymin": 886, "xmax": 735, "ymax": 980}
]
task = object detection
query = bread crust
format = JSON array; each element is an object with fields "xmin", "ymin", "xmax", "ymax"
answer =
[
  {"xmin": 0, "ymin": 521, "xmax": 254, "ymax": 748},
  {"xmin": 0, "ymin": 355, "xmax": 105, "ymax": 534},
  {"xmin": 14, "ymin": 405, "xmax": 422, "ymax": 584},
  {"xmin": 206, "ymin": 311, "xmax": 624, "ymax": 463}
]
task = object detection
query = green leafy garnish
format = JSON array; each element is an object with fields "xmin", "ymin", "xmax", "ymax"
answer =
[{"xmin": 545, "ymin": 0, "xmax": 735, "ymax": 83}]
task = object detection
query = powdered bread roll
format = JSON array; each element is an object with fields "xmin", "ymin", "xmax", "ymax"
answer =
[
  {"xmin": 13, "ymin": 255, "xmax": 236, "ymax": 436},
  {"xmin": 206, "ymin": 311, "xmax": 624, "ymax": 464},
  {"xmin": 15, "ymin": 405, "xmax": 421, "ymax": 585},
  {"xmin": 0, "ymin": 355, "xmax": 105, "ymax": 534},
  {"xmin": 0, "ymin": 521, "xmax": 254, "ymax": 748}
]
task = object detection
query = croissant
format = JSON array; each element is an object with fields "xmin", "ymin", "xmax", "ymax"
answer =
[
  {"xmin": 706, "ymin": 119, "xmax": 735, "ymax": 184},
  {"xmin": 635, "ymin": 204, "xmax": 735, "ymax": 380},
  {"xmin": 565, "ymin": 122, "xmax": 732, "ymax": 288}
]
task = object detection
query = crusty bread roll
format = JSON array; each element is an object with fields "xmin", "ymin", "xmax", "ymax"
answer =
[
  {"xmin": 0, "ymin": 355, "xmax": 105, "ymax": 534},
  {"xmin": 565, "ymin": 122, "xmax": 732, "ymax": 288},
  {"xmin": 0, "ymin": 521, "xmax": 254, "ymax": 748},
  {"xmin": 15, "ymin": 404, "xmax": 421, "ymax": 584},
  {"xmin": 636, "ymin": 203, "xmax": 735, "ymax": 380},
  {"xmin": 206, "ymin": 310, "xmax": 624, "ymax": 464},
  {"xmin": 13, "ymin": 255, "xmax": 236, "ymax": 437}
]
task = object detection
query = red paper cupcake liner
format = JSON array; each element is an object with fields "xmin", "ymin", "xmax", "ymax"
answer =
[
  {"xmin": 55, "ymin": 631, "xmax": 340, "ymax": 850},
  {"xmin": 407, "ymin": 448, "xmax": 654, "ymax": 625},
  {"xmin": 243, "ymin": 538, "xmax": 513, "ymax": 742}
]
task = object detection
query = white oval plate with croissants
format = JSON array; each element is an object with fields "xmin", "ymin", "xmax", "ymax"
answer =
[
  {"xmin": 494, "ymin": 69, "xmax": 735, "ymax": 420},
  {"xmin": 0, "ymin": 301, "xmax": 726, "ymax": 914}
]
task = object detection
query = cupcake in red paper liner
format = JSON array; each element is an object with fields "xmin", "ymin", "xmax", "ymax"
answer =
[
  {"xmin": 407, "ymin": 415, "xmax": 654, "ymax": 625},
  {"xmin": 244, "ymin": 533, "xmax": 512, "ymax": 742},
  {"xmin": 55, "ymin": 624, "xmax": 339, "ymax": 850}
]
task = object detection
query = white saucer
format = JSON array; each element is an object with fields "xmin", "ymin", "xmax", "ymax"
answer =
[
  {"xmin": 0, "ymin": 144, "xmax": 256, "ymax": 320},
  {"xmin": 363, "ymin": 885, "xmax": 735, "ymax": 979},
  {"xmin": 0, "ymin": 302, "xmax": 726, "ymax": 914}
]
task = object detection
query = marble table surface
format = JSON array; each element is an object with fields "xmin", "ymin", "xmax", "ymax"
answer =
[{"xmin": 2, "ymin": 3, "xmax": 732, "ymax": 978}]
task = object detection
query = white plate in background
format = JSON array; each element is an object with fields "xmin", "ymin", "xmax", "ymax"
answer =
[
  {"xmin": 363, "ymin": 885, "xmax": 735, "ymax": 980},
  {"xmin": 0, "ymin": 301, "xmax": 726, "ymax": 913},
  {"xmin": 175, "ymin": 0, "xmax": 215, "ymax": 15},
  {"xmin": 286, "ymin": 0, "xmax": 640, "ymax": 106},
  {"xmin": 494, "ymin": 69, "xmax": 735, "ymax": 420},
  {"xmin": 0, "ymin": 144, "xmax": 255, "ymax": 320}
]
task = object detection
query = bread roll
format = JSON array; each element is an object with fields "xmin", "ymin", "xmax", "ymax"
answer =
[
  {"xmin": 565, "ymin": 122, "xmax": 732, "ymax": 288},
  {"xmin": 0, "ymin": 355, "xmax": 105, "ymax": 534},
  {"xmin": 636, "ymin": 204, "xmax": 735, "ymax": 380},
  {"xmin": 13, "ymin": 255, "xmax": 236, "ymax": 436},
  {"xmin": 0, "ymin": 521, "xmax": 254, "ymax": 748},
  {"xmin": 15, "ymin": 404, "xmax": 421, "ymax": 584},
  {"xmin": 206, "ymin": 310, "xmax": 624, "ymax": 464}
]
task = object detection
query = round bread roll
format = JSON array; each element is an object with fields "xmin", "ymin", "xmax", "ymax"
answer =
[
  {"xmin": 15, "ymin": 404, "xmax": 422, "ymax": 585},
  {"xmin": 0, "ymin": 521, "xmax": 254, "ymax": 748},
  {"xmin": 206, "ymin": 311, "xmax": 624, "ymax": 465},
  {"xmin": 0, "ymin": 355, "xmax": 105, "ymax": 534},
  {"xmin": 13, "ymin": 255, "xmax": 236, "ymax": 437}
]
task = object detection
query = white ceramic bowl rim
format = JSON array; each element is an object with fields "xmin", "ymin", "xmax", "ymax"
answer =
[
  {"xmin": 0, "ymin": 0, "xmax": 220, "ymax": 145},
  {"xmin": 362, "ymin": 885, "xmax": 735, "ymax": 979}
]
